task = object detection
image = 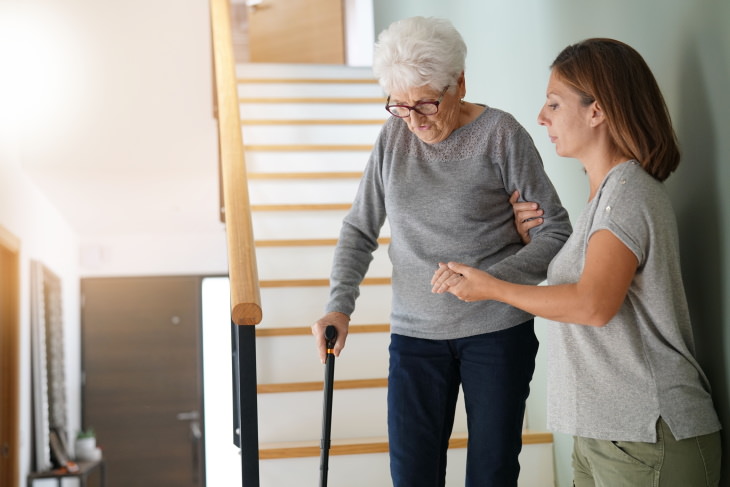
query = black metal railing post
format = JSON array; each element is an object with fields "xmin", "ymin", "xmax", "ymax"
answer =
[{"xmin": 233, "ymin": 320, "xmax": 260, "ymax": 486}]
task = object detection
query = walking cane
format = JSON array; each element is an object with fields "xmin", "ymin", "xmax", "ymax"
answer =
[{"xmin": 319, "ymin": 325, "xmax": 337, "ymax": 487}]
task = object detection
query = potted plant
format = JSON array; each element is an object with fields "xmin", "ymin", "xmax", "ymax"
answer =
[{"xmin": 75, "ymin": 428, "xmax": 98, "ymax": 461}]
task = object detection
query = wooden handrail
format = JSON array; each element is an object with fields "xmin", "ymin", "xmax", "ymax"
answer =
[{"xmin": 210, "ymin": 0, "xmax": 262, "ymax": 326}]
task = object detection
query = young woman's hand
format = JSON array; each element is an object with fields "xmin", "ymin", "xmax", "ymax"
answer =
[{"xmin": 510, "ymin": 190, "xmax": 544, "ymax": 244}]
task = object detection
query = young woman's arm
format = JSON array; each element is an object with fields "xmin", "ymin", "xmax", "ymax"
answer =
[{"xmin": 432, "ymin": 229, "xmax": 638, "ymax": 326}]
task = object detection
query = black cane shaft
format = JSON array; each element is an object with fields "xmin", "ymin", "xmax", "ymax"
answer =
[{"xmin": 319, "ymin": 325, "xmax": 337, "ymax": 487}]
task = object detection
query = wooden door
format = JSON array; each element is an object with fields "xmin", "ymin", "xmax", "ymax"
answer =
[
  {"xmin": 247, "ymin": 0, "xmax": 345, "ymax": 64},
  {"xmin": 0, "ymin": 227, "xmax": 20, "ymax": 487},
  {"xmin": 81, "ymin": 277, "xmax": 204, "ymax": 487}
]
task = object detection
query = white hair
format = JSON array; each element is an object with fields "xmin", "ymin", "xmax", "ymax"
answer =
[{"xmin": 372, "ymin": 16, "xmax": 467, "ymax": 95}]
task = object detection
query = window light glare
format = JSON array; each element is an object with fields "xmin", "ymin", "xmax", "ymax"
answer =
[{"xmin": 0, "ymin": 4, "xmax": 84, "ymax": 143}]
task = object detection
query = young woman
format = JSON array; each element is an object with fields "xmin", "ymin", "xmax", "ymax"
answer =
[{"xmin": 432, "ymin": 38, "xmax": 722, "ymax": 485}]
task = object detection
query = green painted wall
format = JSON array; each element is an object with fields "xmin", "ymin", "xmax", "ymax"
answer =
[{"xmin": 372, "ymin": 1, "xmax": 730, "ymax": 485}]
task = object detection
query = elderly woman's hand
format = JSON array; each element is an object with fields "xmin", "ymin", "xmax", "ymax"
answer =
[
  {"xmin": 431, "ymin": 262, "xmax": 497, "ymax": 302},
  {"xmin": 510, "ymin": 190, "xmax": 544, "ymax": 244},
  {"xmin": 431, "ymin": 262, "xmax": 459, "ymax": 293},
  {"xmin": 311, "ymin": 312, "xmax": 350, "ymax": 363}
]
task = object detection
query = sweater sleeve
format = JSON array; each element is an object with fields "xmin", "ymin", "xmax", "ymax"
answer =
[
  {"xmin": 325, "ymin": 135, "xmax": 388, "ymax": 316},
  {"xmin": 486, "ymin": 119, "xmax": 572, "ymax": 284}
]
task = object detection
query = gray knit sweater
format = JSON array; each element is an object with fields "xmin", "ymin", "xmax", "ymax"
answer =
[{"xmin": 326, "ymin": 106, "xmax": 572, "ymax": 339}]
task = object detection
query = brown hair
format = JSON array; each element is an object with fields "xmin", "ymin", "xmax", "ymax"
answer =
[{"xmin": 551, "ymin": 38, "xmax": 679, "ymax": 181}]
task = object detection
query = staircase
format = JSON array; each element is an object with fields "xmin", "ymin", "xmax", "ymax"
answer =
[{"xmin": 237, "ymin": 62, "xmax": 555, "ymax": 487}]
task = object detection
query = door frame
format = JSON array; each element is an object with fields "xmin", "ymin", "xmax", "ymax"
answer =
[{"xmin": 0, "ymin": 225, "xmax": 20, "ymax": 487}]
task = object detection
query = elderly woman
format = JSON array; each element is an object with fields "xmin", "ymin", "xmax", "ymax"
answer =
[{"xmin": 311, "ymin": 17, "xmax": 572, "ymax": 486}]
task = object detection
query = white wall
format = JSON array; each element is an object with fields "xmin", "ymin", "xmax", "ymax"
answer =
[
  {"xmin": 372, "ymin": 1, "xmax": 730, "ymax": 485},
  {"xmin": 0, "ymin": 145, "xmax": 80, "ymax": 485},
  {"xmin": 79, "ymin": 233, "xmax": 228, "ymax": 277}
]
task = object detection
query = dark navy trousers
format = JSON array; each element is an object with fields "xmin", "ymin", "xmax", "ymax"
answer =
[{"xmin": 387, "ymin": 320, "xmax": 538, "ymax": 487}]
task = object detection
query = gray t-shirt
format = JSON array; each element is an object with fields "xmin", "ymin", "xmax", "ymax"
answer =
[
  {"xmin": 326, "ymin": 106, "xmax": 572, "ymax": 339},
  {"xmin": 546, "ymin": 161, "xmax": 721, "ymax": 441}
]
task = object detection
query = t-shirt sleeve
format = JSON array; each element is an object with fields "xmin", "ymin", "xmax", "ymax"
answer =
[{"xmin": 589, "ymin": 168, "xmax": 650, "ymax": 266}]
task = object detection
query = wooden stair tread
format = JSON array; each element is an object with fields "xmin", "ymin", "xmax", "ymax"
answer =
[
  {"xmin": 244, "ymin": 144, "xmax": 372, "ymax": 151},
  {"xmin": 251, "ymin": 203, "xmax": 352, "ymax": 212},
  {"xmin": 254, "ymin": 237, "xmax": 390, "ymax": 247},
  {"xmin": 256, "ymin": 323, "xmax": 390, "ymax": 337},
  {"xmin": 241, "ymin": 119, "xmax": 385, "ymax": 125},
  {"xmin": 237, "ymin": 78, "xmax": 378, "ymax": 84},
  {"xmin": 258, "ymin": 378, "xmax": 387, "ymax": 394},
  {"xmin": 260, "ymin": 431, "xmax": 553, "ymax": 459},
  {"xmin": 247, "ymin": 171, "xmax": 363, "ymax": 180},
  {"xmin": 259, "ymin": 277, "xmax": 390, "ymax": 288},
  {"xmin": 239, "ymin": 97, "xmax": 383, "ymax": 104}
]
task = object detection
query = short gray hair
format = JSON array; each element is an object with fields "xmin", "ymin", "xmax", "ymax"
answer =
[{"xmin": 372, "ymin": 16, "xmax": 467, "ymax": 95}]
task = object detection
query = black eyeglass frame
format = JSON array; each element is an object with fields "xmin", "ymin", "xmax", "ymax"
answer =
[{"xmin": 385, "ymin": 86, "xmax": 450, "ymax": 118}]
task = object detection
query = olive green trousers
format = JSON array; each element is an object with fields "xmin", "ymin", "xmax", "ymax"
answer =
[{"xmin": 572, "ymin": 418, "xmax": 721, "ymax": 486}]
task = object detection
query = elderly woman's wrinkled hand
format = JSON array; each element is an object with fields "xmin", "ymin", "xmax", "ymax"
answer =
[
  {"xmin": 311, "ymin": 312, "xmax": 350, "ymax": 364},
  {"xmin": 431, "ymin": 262, "xmax": 461, "ymax": 293}
]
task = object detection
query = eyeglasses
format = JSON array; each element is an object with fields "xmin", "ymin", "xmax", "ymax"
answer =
[{"xmin": 385, "ymin": 86, "xmax": 449, "ymax": 118}]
